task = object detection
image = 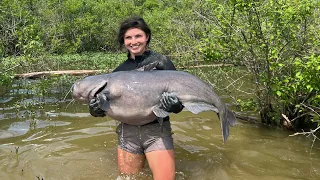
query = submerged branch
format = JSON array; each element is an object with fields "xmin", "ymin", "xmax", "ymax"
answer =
[
  {"xmin": 284, "ymin": 110, "xmax": 320, "ymax": 154},
  {"xmin": 235, "ymin": 112, "xmax": 260, "ymax": 123},
  {"xmin": 289, "ymin": 126, "xmax": 320, "ymax": 137},
  {"xmin": 289, "ymin": 125, "xmax": 320, "ymax": 154}
]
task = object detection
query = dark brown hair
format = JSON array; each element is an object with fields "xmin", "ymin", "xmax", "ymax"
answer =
[{"xmin": 117, "ymin": 16, "xmax": 151, "ymax": 47}]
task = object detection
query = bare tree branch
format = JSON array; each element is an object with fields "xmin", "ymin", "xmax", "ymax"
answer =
[{"xmin": 285, "ymin": 111, "xmax": 320, "ymax": 154}]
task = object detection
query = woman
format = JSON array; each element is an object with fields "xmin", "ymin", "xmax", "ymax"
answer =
[{"xmin": 89, "ymin": 16, "xmax": 183, "ymax": 180}]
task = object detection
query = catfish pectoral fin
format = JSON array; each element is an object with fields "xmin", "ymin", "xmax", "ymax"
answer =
[
  {"xmin": 183, "ymin": 102, "xmax": 219, "ymax": 114},
  {"xmin": 152, "ymin": 107, "xmax": 170, "ymax": 118}
]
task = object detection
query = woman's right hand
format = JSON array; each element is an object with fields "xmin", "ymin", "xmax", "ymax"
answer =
[{"xmin": 89, "ymin": 96, "xmax": 106, "ymax": 117}]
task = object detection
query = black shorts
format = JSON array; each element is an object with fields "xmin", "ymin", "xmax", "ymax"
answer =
[{"xmin": 116, "ymin": 119, "xmax": 174, "ymax": 155}]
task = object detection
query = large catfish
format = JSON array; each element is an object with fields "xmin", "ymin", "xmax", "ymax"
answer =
[{"xmin": 71, "ymin": 68, "xmax": 237, "ymax": 143}]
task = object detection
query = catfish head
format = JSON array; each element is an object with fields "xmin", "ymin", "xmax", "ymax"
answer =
[
  {"xmin": 71, "ymin": 62, "xmax": 158, "ymax": 103},
  {"xmin": 71, "ymin": 74, "xmax": 110, "ymax": 103}
]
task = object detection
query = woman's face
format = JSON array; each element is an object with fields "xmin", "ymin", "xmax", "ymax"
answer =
[{"xmin": 124, "ymin": 28, "xmax": 149, "ymax": 58}]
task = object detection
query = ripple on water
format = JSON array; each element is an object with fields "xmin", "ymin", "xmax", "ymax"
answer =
[
  {"xmin": 71, "ymin": 127, "xmax": 113, "ymax": 135},
  {"xmin": 179, "ymin": 144, "xmax": 209, "ymax": 153},
  {"xmin": 0, "ymin": 120, "xmax": 70, "ymax": 139},
  {"xmin": 48, "ymin": 111, "xmax": 91, "ymax": 118},
  {"xmin": 0, "ymin": 97, "xmax": 14, "ymax": 104}
]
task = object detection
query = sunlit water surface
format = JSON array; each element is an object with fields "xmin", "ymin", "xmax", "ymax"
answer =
[{"xmin": 0, "ymin": 78, "xmax": 319, "ymax": 180}]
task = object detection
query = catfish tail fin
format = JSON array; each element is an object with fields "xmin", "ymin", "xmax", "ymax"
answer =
[{"xmin": 221, "ymin": 108, "xmax": 237, "ymax": 143}]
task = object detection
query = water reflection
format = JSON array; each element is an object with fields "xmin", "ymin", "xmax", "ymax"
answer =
[
  {"xmin": 0, "ymin": 105, "xmax": 319, "ymax": 179},
  {"xmin": 0, "ymin": 79, "xmax": 319, "ymax": 180}
]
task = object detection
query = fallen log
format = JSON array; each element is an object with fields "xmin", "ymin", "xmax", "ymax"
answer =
[
  {"xmin": 13, "ymin": 63, "xmax": 234, "ymax": 79},
  {"xmin": 179, "ymin": 63, "xmax": 233, "ymax": 69},
  {"xmin": 14, "ymin": 70, "xmax": 106, "ymax": 79}
]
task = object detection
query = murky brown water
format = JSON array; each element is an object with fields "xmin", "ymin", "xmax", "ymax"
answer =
[{"xmin": 1, "ymin": 77, "xmax": 320, "ymax": 180}]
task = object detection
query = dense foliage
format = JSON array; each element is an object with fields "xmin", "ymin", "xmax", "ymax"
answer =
[
  {"xmin": 0, "ymin": 0, "xmax": 319, "ymax": 131},
  {"xmin": 198, "ymin": 0, "xmax": 320, "ymax": 131}
]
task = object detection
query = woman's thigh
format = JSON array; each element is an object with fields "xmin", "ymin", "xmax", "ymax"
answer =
[
  {"xmin": 146, "ymin": 149, "xmax": 175, "ymax": 180},
  {"xmin": 117, "ymin": 148, "xmax": 146, "ymax": 174}
]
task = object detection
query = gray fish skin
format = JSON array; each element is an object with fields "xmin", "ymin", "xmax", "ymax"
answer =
[{"xmin": 72, "ymin": 70, "xmax": 237, "ymax": 143}]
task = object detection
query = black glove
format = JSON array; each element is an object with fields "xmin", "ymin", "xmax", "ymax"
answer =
[
  {"xmin": 89, "ymin": 93, "xmax": 107, "ymax": 117},
  {"xmin": 139, "ymin": 53, "xmax": 176, "ymax": 71},
  {"xmin": 160, "ymin": 92, "xmax": 184, "ymax": 114}
]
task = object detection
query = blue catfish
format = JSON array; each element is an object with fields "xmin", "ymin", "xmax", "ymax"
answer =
[{"xmin": 71, "ymin": 70, "xmax": 237, "ymax": 143}]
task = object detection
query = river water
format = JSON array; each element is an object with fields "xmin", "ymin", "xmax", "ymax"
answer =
[{"xmin": 0, "ymin": 75, "xmax": 319, "ymax": 180}]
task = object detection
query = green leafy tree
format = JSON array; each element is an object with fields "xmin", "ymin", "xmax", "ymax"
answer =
[{"xmin": 199, "ymin": 0, "xmax": 320, "ymax": 130}]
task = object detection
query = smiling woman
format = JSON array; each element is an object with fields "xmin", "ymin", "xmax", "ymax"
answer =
[
  {"xmin": 88, "ymin": 16, "xmax": 181, "ymax": 180},
  {"xmin": 124, "ymin": 28, "xmax": 149, "ymax": 58}
]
